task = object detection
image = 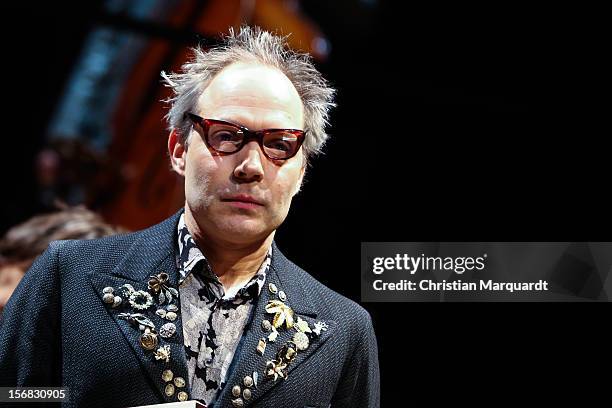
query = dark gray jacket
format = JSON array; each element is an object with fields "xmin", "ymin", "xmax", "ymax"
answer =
[{"xmin": 0, "ymin": 211, "xmax": 379, "ymax": 407}]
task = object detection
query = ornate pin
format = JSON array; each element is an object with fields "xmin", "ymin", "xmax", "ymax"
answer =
[
  {"xmin": 268, "ymin": 326, "xmax": 279, "ymax": 342},
  {"xmin": 257, "ymin": 339, "xmax": 266, "ymax": 355},
  {"xmin": 154, "ymin": 345, "xmax": 171, "ymax": 362},
  {"xmin": 312, "ymin": 321, "xmax": 328, "ymax": 336},
  {"xmin": 148, "ymin": 272, "xmax": 179, "ymax": 305},
  {"xmin": 177, "ymin": 391, "xmax": 188, "ymax": 401},
  {"xmin": 265, "ymin": 300, "xmax": 294, "ymax": 329},
  {"xmin": 268, "ymin": 283, "xmax": 278, "ymax": 294},
  {"xmin": 261, "ymin": 319, "xmax": 272, "ymax": 332},
  {"xmin": 276, "ymin": 343, "xmax": 297, "ymax": 363},
  {"xmin": 139, "ymin": 328, "xmax": 159, "ymax": 351},
  {"xmin": 293, "ymin": 331, "xmax": 309, "ymax": 351},
  {"xmin": 159, "ymin": 322, "xmax": 177, "ymax": 338},
  {"xmin": 232, "ymin": 385, "xmax": 241, "ymax": 397},
  {"xmin": 295, "ymin": 317, "xmax": 311, "ymax": 333},
  {"xmin": 121, "ymin": 284, "xmax": 136, "ymax": 297},
  {"xmin": 278, "ymin": 290, "xmax": 287, "ymax": 301},
  {"xmin": 117, "ymin": 313, "xmax": 155, "ymax": 330},
  {"xmin": 174, "ymin": 377, "xmax": 186, "ymax": 388},
  {"xmin": 265, "ymin": 360, "xmax": 288, "ymax": 382},
  {"xmin": 129, "ymin": 290, "xmax": 154, "ymax": 311}
]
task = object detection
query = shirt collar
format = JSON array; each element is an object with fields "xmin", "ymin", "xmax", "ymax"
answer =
[{"xmin": 176, "ymin": 213, "xmax": 270, "ymax": 299}]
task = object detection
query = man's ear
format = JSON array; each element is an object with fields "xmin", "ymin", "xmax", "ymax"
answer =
[
  {"xmin": 168, "ymin": 129, "xmax": 186, "ymax": 176},
  {"xmin": 292, "ymin": 164, "xmax": 306, "ymax": 197}
]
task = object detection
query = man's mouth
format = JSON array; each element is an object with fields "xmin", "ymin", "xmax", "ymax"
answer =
[{"xmin": 221, "ymin": 194, "xmax": 265, "ymax": 209}]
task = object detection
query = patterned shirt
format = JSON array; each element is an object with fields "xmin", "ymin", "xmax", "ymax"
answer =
[{"xmin": 176, "ymin": 214, "xmax": 270, "ymax": 405}]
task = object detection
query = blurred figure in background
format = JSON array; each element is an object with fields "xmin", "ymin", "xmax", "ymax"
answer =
[{"xmin": 0, "ymin": 206, "xmax": 122, "ymax": 312}]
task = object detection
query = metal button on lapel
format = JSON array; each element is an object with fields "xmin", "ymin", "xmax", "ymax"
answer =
[
  {"xmin": 112, "ymin": 296, "xmax": 122, "ymax": 308},
  {"xmin": 243, "ymin": 375, "xmax": 253, "ymax": 387},
  {"xmin": 162, "ymin": 369, "xmax": 174, "ymax": 382},
  {"xmin": 232, "ymin": 385, "xmax": 241, "ymax": 397},
  {"xmin": 261, "ymin": 319, "xmax": 272, "ymax": 331},
  {"xmin": 243, "ymin": 388, "xmax": 252, "ymax": 400}
]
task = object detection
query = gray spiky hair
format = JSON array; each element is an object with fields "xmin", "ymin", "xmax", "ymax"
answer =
[{"xmin": 162, "ymin": 25, "xmax": 336, "ymax": 164}]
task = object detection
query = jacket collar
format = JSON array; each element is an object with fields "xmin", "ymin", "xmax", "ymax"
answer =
[
  {"xmin": 89, "ymin": 210, "xmax": 190, "ymax": 404},
  {"xmin": 89, "ymin": 211, "xmax": 335, "ymax": 406},
  {"xmin": 109, "ymin": 210, "xmax": 183, "ymax": 285},
  {"xmin": 214, "ymin": 242, "xmax": 336, "ymax": 407}
]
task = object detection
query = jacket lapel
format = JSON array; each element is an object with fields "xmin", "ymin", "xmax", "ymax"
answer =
[
  {"xmin": 88, "ymin": 211, "xmax": 192, "ymax": 403},
  {"xmin": 216, "ymin": 244, "xmax": 336, "ymax": 407}
]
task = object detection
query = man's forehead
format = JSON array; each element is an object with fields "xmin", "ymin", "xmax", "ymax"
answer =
[{"xmin": 197, "ymin": 62, "xmax": 304, "ymax": 127}]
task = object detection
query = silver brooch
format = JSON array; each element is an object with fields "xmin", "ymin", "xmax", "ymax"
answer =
[
  {"xmin": 293, "ymin": 331, "xmax": 309, "ymax": 351},
  {"xmin": 159, "ymin": 323, "xmax": 177, "ymax": 338},
  {"xmin": 111, "ymin": 296, "xmax": 122, "ymax": 308},
  {"xmin": 312, "ymin": 321, "xmax": 328, "ymax": 336},
  {"xmin": 129, "ymin": 290, "xmax": 154, "ymax": 310}
]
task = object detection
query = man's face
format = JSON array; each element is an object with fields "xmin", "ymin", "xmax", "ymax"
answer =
[{"xmin": 169, "ymin": 62, "xmax": 306, "ymax": 245}]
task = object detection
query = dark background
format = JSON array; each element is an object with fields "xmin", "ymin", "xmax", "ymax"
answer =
[{"xmin": 2, "ymin": 1, "xmax": 608, "ymax": 405}]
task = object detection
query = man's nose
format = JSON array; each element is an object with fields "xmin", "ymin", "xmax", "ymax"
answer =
[{"xmin": 233, "ymin": 141, "xmax": 264, "ymax": 182}]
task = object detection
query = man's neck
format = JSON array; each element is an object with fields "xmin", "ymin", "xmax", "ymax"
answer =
[{"xmin": 184, "ymin": 213, "xmax": 274, "ymax": 291}]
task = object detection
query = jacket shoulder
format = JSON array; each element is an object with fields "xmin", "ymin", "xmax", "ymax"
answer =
[{"xmin": 49, "ymin": 211, "xmax": 181, "ymax": 269}]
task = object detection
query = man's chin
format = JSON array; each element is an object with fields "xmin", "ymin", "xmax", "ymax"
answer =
[{"xmin": 215, "ymin": 220, "xmax": 272, "ymax": 244}]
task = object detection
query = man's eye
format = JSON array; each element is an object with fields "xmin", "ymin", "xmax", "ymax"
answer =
[
  {"xmin": 268, "ymin": 141, "xmax": 291, "ymax": 151},
  {"xmin": 266, "ymin": 135, "xmax": 296, "ymax": 152},
  {"xmin": 214, "ymin": 131, "xmax": 240, "ymax": 142}
]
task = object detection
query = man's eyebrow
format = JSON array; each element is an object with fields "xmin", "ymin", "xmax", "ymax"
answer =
[{"xmin": 215, "ymin": 116, "xmax": 249, "ymax": 128}]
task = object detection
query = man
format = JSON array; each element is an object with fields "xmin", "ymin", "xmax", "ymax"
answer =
[{"xmin": 0, "ymin": 26, "xmax": 379, "ymax": 407}]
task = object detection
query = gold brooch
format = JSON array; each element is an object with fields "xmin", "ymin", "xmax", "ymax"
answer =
[{"xmin": 265, "ymin": 300, "xmax": 294, "ymax": 329}]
